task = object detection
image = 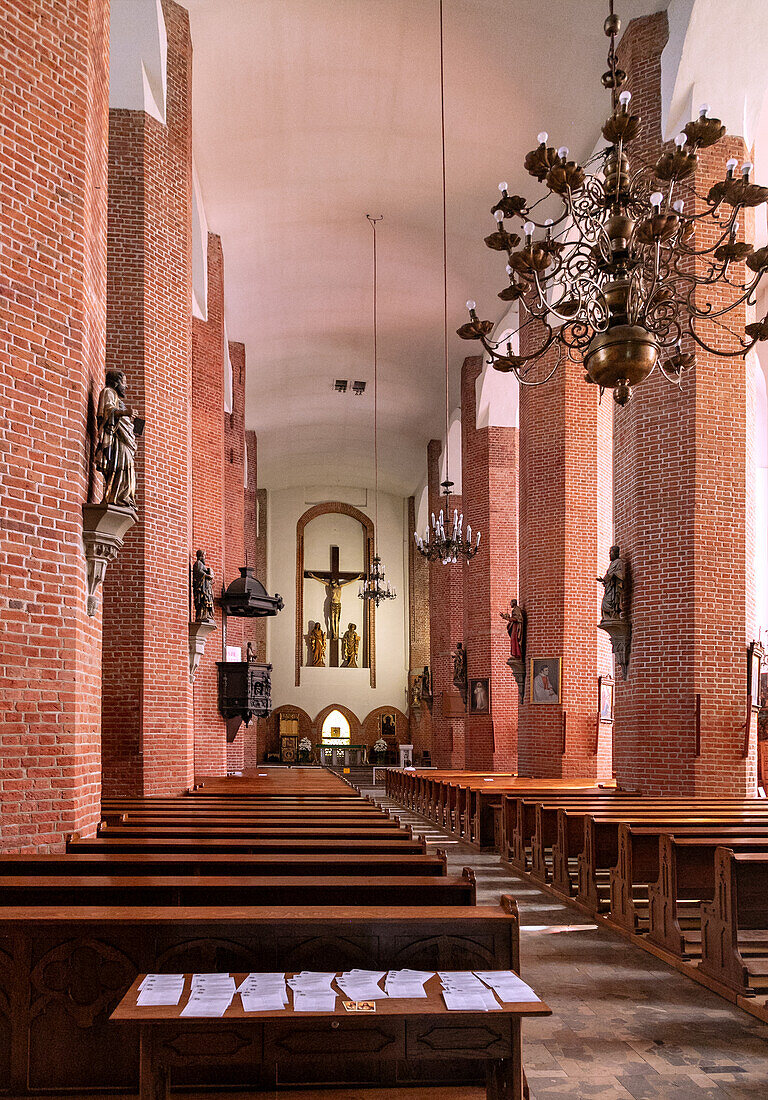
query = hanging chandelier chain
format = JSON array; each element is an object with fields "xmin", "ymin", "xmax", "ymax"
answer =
[
  {"xmin": 439, "ymin": 0, "xmax": 450, "ymax": 477},
  {"xmin": 362, "ymin": 213, "xmax": 395, "ymax": 607}
]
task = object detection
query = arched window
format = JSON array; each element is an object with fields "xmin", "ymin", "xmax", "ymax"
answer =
[{"xmin": 321, "ymin": 709, "xmax": 350, "ymax": 744}]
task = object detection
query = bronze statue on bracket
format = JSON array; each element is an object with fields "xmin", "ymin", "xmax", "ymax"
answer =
[
  {"xmin": 597, "ymin": 545, "xmax": 632, "ymax": 679},
  {"xmin": 95, "ymin": 369, "xmax": 142, "ymax": 509},
  {"xmin": 453, "ymin": 641, "xmax": 468, "ymax": 704},
  {"xmin": 192, "ymin": 550, "xmax": 215, "ymax": 623}
]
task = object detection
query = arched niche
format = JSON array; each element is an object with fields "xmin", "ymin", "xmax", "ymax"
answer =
[
  {"xmin": 295, "ymin": 503, "xmax": 375, "ymax": 689},
  {"xmin": 321, "ymin": 708, "xmax": 351, "ymax": 743}
]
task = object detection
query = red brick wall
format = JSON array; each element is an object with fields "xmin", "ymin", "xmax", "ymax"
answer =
[
  {"xmin": 0, "ymin": 0, "xmax": 110, "ymax": 851},
  {"xmin": 407, "ymin": 495, "xmax": 433, "ymax": 762},
  {"xmin": 613, "ymin": 12, "xmax": 756, "ymax": 795},
  {"xmin": 243, "ymin": 430, "xmax": 268, "ymax": 769},
  {"xmin": 517, "ymin": 333, "xmax": 608, "ymax": 779},
  {"xmin": 191, "ymin": 233, "xmax": 226, "ymax": 777},
  {"xmin": 102, "ymin": 0, "xmax": 195, "ymax": 797},
  {"xmin": 427, "ymin": 439, "xmax": 466, "ymax": 766},
  {"xmin": 460, "ymin": 356, "xmax": 519, "ymax": 770},
  {"xmin": 225, "ymin": 341, "xmax": 247, "ymax": 772}
]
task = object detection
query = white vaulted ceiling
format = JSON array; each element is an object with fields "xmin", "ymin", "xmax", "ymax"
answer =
[{"xmin": 181, "ymin": 0, "xmax": 670, "ymax": 495}]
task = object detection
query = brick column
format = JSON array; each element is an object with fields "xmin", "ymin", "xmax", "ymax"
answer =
[
  {"xmin": 613, "ymin": 12, "xmax": 756, "ymax": 794},
  {"xmin": 243, "ymin": 429, "xmax": 265, "ymax": 768},
  {"xmin": 225, "ymin": 341, "xmax": 247, "ymax": 772},
  {"xmin": 0, "ymin": 0, "xmax": 109, "ymax": 851},
  {"xmin": 191, "ymin": 233, "xmax": 226, "ymax": 777},
  {"xmin": 517, "ymin": 340, "xmax": 610, "ymax": 779},
  {"xmin": 407, "ymin": 496, "xmax": 433, "ymax": 761},
  {"xmin": 102, "ymin": 0, "xmax": 194, "ymax": 796},
  {"xmin": 427, "ymin": 439, "xmax": 465, "ymax": 766},
  {"xmin": 460, "ymin": 356, "xmax": 519, "ymax": 770}
]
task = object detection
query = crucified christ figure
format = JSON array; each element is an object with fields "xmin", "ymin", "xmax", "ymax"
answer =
[{"xmin": 305, "ymin": 574, "xmax": 362, "ymax": 639}]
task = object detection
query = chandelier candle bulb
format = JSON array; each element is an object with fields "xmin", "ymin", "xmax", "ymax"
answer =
[
  {"xmin": 619, "ymin": 90, "xmax": 632, "ymax": 108},
  {"xmin": 494, "ymin": 209, "xmax": 504, "ymax": 222},
  {"xmin": 699, "ymin": 103, "xmax": 709, "ymax": 116},
  {"xmin": 742, "ymin": 162, "xmax": 753, "ymax": 179},
  {"xmin": 674, "ymin": 133, "xmax": 687, "ymax": 148},
  {"xmin": 557, "ymin": 146, "xmax": 569, "ymax": 159},
  {"xmin": 498, "ymin": 181, "xmax": 508, "ymax": 192},
  {"xmin": 537, "ymin": 131, "xmax": 548, "ymax": 144},
  {"xmin": 726, "ymin": 158, "xmax": 738, "ymax": 175},
  {"xmin": 673, "ymin": 199, "xmax": 684, "ymax": 213}
]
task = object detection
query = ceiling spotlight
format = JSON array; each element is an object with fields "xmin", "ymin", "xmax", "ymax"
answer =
[
  {"xmin": 334, "ymin": 379, "xmax": 348, "ymax": 392},
  {"xmin": 352, "ymin": 380, "xmax": 367, "ymax": 395}
]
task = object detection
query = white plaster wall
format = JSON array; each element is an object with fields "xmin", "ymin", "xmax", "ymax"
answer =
[
  {"xmin": 266, "ymin": 486, "xmax": 409, "ymax": 720},
  {"xmin": 109, "ymin": 0, "xmax": 167, "ymax": 121}
]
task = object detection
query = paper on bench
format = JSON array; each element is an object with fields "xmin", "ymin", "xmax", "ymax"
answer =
[
  {"xmin": 291, "ymin": 991, "xmax": 337, "ymax": 1012},
  {"xmin": 180, "ymin": 993, "xmax": 233, "ymax": 1018},
  {"xmin": 474, "ymin": 970, "xmax": 540, "ymax": 1003},
  {"xmin": 438, "ymin": 972, "xmax": 500, "ymax": 1011},
  {"xmin": 383, "ymin": 969, "xmax": 433, "ymax": 999},
  {"xmin": 336, "ymin": 969, "xmax": 388, "ymax": 1001},
  {"xmin": 136, "ymin": 974, "xmax": 185, "ymax": 1006},
  {"xmin": 442, "ymin": 990, "xmax": 500, "ymax": 1012},
  {"xmin": 240, "ymin": 991, "xmax": 287, "ymax": 1013}
]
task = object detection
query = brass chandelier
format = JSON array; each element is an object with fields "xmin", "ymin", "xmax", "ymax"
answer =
[{"xmin": 458, "ymin": 0, "xmax": 768, "ymax": 405}]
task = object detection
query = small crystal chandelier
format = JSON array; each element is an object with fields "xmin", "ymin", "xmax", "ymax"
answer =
[
  {"xmin": 360, "ymin": 214, "xmax": 396, "ymax": 608},
  {"xmin": 458, "ymin": 0, "xmax": 768, "ymax": 406},
  {"xmin": 414, "ymin": 0, "xmax": 481, "ymax": 565}
]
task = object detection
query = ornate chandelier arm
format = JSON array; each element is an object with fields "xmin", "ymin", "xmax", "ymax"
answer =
[
  {"xmin": 684, "ymin": 277, "xmax": 763, "ymax": 322},
  {"xmin": 686, "ymin": 315, "xmax": 761, "ymax": 357}
]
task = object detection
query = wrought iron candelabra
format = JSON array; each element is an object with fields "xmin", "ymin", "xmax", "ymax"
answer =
[
  {"xmin": 459, "ymin": 0, "xmax": 768, "ymax": 406},
  {"xmin": 359, "ymin": 554, "xmax": 396, "ymax": 607},
  {"xmin": 414, "ymin": 481, "xmax": 481, "ymax": 564}
]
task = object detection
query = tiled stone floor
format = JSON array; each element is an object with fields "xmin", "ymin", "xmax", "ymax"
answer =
[{"xmin": 360, "ymin": 783, "xmax": 768, "ymax": 1099}]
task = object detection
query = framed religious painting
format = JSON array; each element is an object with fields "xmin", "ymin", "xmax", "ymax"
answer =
[
  {"xmin": 529, "ymin": 657, "xmax": 561, "ymax": 705},
  {"xmin": 469, "ymin": 678, "xmax": 490, "ymax": 714},
  {"xmin": 380, "ymin": 712, "xmax": 397, "ymax": 739},
  {"xmin": 598, "ymin": 675, "xmax": 614, "ymax": 723},
  {"xmin": 748, "ymin": 641, "xmax": 764, "ymax": 709}
]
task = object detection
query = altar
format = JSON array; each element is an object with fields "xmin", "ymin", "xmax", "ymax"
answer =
[{"xmin": 319, "ymin": 742, "xmax": 367, "ymax": 767}]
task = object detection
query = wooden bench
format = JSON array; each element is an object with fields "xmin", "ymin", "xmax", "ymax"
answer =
[
  {"xmin": 94, "ymin": 823, "xmax": 412, "ymax": 840},
  {"xmin": 698, "ymin": 849, "xmax": 768, "ymax": 997},
  {"xmin": 113, "ymin": 969, "xmax": 549, "ymax": 1100},
  {"xmin": 646, "ymin": 835, "xmax": 768, "ymax": 956},
  {"xmin": 0, "ymin": 851, "xmax": 449, "ymax": 878},
  {"xmin": 0, "ymin": 900, "xmax": 521, "ymax": 1096},
  {"xmin": 0, "ymin": 870, "xmax": 476, "ymax": 907},
  {"xmin": 68, "ymin": 835, "xmax": 430, "ymax": 854}
]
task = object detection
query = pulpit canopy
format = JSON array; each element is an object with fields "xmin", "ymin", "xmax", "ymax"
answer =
[{"xmin": 220, "ymin": 566, "xmax": 284, "ymax": 617}]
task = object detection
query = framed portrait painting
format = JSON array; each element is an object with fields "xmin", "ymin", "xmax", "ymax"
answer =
[
  {"xmin": 380, "ymin": 712, "xmax": 397, "ymax": 739},
  {"xmin": 469, "ymin": 678, "xmax": 490, "ymax": 714},
  {"xmin": 529, "ymin": 658, "xmax": 561, "ymax": 705},
  {"xmin": 598, "ymin": 675, "xmax": 614, "ymax": 723}
]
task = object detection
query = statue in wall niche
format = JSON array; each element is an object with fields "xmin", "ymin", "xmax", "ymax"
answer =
[
  {"xmin": 597, "ymin": 545, "xmax": 630, "ymax": 622},
  {"xmin": 308, "ymin": 622, "xmax": 326, "ymax": 666},
  {"xmin": 341, "ymin": 623, "xmax": 360, "ymax": 667},
  {"xmin": 305, "ymin": 573, "xmax": 363, "ymax": 639},
  {"xmin": 95, "ymin": 369, "xmax": 142, "ymax": 509},
  {"xmin": 500, "ymin": 598, "xmax": 525, "ymax": 660},
  {"xmin": 421, "ymin": 665, "xmax": 431, "ymax": 698},
  {"xmin": 246, "ymin": 641, "xmax": 256, "ymax": 663},
  {"xmin": 410, "ymin": 673, "xmax": 423, "ymax": 708}
]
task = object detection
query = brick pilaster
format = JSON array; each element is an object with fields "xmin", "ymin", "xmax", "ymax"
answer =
[
  {"xmin": 0, "ymin": 0, "xmax": 110, "ymax": 850},
  {"xmin": 460, "ymin": 356, "xmax": 519, "ymax": 770},
  {"xmin": 102, "ymin": 0, "xmax": 194, "ymax": 796},
  {"xmin": 613, "ymin": 12, "xmax": 756, "ymax": 794}
]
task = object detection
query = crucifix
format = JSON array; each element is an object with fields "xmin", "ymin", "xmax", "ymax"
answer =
[{"xmin": 304, "ymin": 545, "xmax": 365, "ymax": 667}]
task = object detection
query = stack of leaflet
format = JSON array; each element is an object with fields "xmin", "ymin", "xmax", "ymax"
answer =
[
  {"xmin": 336, "ymin": 970, "xmax": 388, "ymax": 1001},
  {"xmin": 180, "ymin": 973, "xmax": 236, "ymax": 1017},
  {"xmin": 438, "ymin": 971, "xmax": 502, "ymax": 1011},
  {"xmin": 237, "ymin": 973, "xmax": 288, "ymax": 1013},
  {"xmin": 287, "ymin": 972, "xmax": 337, "ymax": 1012},
  {"xmin": 383, "ymin": 970, "xmax": 433, "ymax": 998},
  {"xmin": 136, "ymin": 974, "xmax": 185, "ymax": 1007},
  {"xmin": 475, "ymin": 970, "xmax": 540, "ymax": 1004}
]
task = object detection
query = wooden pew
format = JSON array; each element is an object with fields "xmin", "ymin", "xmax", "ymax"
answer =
[
  {"xmin": 68, "ymin": 836, "xmax": 430, "ymax": 855},
  {"xmin": 699, "ymin": 849, "xmax": 768, "ymax": 997},
  {"xmin": 94, "ymin": 823, "xmax": 411, "ymax": 840},
  {"xmin": 574, "ymin": 810, "xmax": 768, "ymax": 911},
  {"xmin": 647, "ymin": 835, "xmax": 768, "ymax": 956},
  {"xmin": 0, "ymin": 899, "xmax": 521, "ymax": 1096},
  {"xmin": 0, "ymin": 851, "xmax": 449, "ymax": 878},
  {"xmin": 0, "ymin": 870, "xmax": 477, "ymax": 907},
  {"xmin": 610, "ymin": 825, "xmax": 768, "ymax": 934}
]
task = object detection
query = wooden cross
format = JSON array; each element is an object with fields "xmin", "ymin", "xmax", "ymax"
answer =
[{"xmin": 304, "ymin": 545, "xmax": 364, "ymax": 667}]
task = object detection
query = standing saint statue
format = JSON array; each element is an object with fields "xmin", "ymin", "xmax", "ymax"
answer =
[
  {"xmin": 192, "ymin": 549, "xmax": 215, "ymax": 622},
  {"xmin": 453, "ymin": 642, "xmax": 467, "ymax": 687},
  {"xmin": 95, "ymin": 369, "xmax": 139, "ymax": 508},
  {"xmin": 308, "ymin": 622, "xmax": 326, "ymax": 666},
  {"xmin": 597, "ymin": 545, "xmax": 630, "ymax": 621},
  {"xmin": 500, "ymin": 598, "xmax": 525, "ymax": 660},
  {"xmin": 341, "ymin": 622, "xmax": 360, "ymax": 667},
  {"xmin": 305, "ymin": 574, "xmax": 363, "ymax": 639}
]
